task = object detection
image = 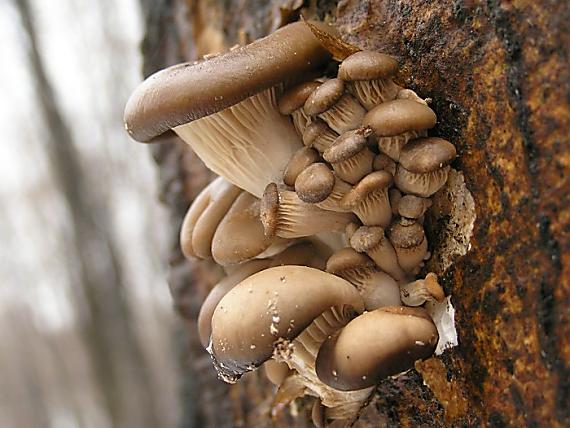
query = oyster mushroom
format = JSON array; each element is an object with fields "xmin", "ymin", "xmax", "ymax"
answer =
[
  {"xmin": 373, "ymin": 153, "xmax": 396, "ymax": 176},
  {"xmin": 294, "ymin": 163, "xmax": 352, "ymax": 213},
  {"xmin": 283, "ymin": 147, "xmax": 321, "ymax": 187},
  {"xmin": 322, "ymin": 129, "xmax": 375, "ymax": 184},
  {"xmin": 349, "ymin": 225, "xmax": 406, "ymax": 281},
  {"xmin": 340, "ymin": 171, "xmax": 393, "ymax": 227},
  {"xmin": 180, "ymin": 176, "xmax": 242, "ymax": 260},
  {"xmin": 278, "ymin": 81, "xmax": 321, "ymax": 135},
  {"xmin": 338, "ymin": 51, "xmax": 401, "ymax": 109},
  {"xmin": 326, "ymin": 248, "xmax": 401, "ymax": 310},
  {"xmin": 388, "ymin": 218, "xmax": 428, "ymax": 275},
  {"xmin": 397, "ymin": 194, "xmax": 432, "ymax": 222},
  {"xmin": 209, "ymin": 265, "xmax": 372, "ymax": 423},
  {"xmin": 124, "ymin": 22, "xmax": 333, "ymax": 197},
  {"xmin": 400, "ymin": 272, "xmax": 445, "ymax": 306},
  {"xmin": 260, "ymin": 183, "xmax": 356, "ymax": 239},
  {"xmin": 302, "ymin": 118, "xmax": 339, "ymax": 154},
  {"xmin": 304, "ymin": 78, "xmax": 366, "ymax": 134},
  {"xmin": 394, "ymin": 137, "xmax": 457, "ymax": 197},
  {"xmin": 211, "ymin": 191, "xmax": 289, "ymax": 266},
  {"xmin": 264, "ymin": 359, "xmax": 293, "ymax": 386},
  {"xmin": 362, "ymin": 99, "xmax": 437, "ymax": 161},
  {"xmin": 315, "ymin": 306, "xmax": 438, "ymax": 391}
]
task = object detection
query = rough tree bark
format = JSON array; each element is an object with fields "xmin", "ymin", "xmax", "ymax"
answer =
[{"xmin": 137, "ymin": 1, "xmax": 569, "ymax": 426}]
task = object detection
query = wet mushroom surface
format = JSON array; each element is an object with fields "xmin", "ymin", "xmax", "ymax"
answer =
[{"xmin": 125, "ymin": 20, "xmax": 469, "ymax": 428}]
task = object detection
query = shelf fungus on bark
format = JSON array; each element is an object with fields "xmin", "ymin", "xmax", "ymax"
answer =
[{"xmin": 125, "ymin": 19, "xmax": 463, "ymax": 427}]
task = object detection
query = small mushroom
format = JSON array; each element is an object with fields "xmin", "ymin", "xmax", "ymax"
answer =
[
  {"xmin": 400, "ymin": 272, "xmax": 445, "ymax": 306},
  {"xmin": 304, "ymin": 78, "xmax": 366, "ymax": 134},
  {"xmin": 294, "ymin": 163, "xmax": 352, "ymax": 212},
  {"xmin": 180, "ymin": 176, "xmax": 242, "ymax": 260},
  {"xmin": 302, "ymin": 118, "xmax": 339, "ymax": 154},
  {"xmin": 322, "ymin": 129, "xmax": 375, "ymax": 184},
  {"xmin": 340, "ymin": 171, "xmax": 393, "ymax": 227},
  {"xmin": 388, "ymin": 218, "xmax": 428, "ymax": 275},
  {"xmin": 211, "ymin": 191, "xmax": 288, "ymax": 266},
  {"xmin": 362, "ymin": 99, "xmax": 437, "ymax": 161},
  {"xmin": 124, "ymin": 22, "xmax": 333, "ymax": 197},
  {"xmin": 278, "ymin": 81, "xmax": 321, "ymax": 135},
  {"xmin": 394, "ymin": 137, "xmax": 457, "ymax": 197},
  {"xmin": 326, "ymin": 248, "xmax": 401, "ymax": 310},
  {"xmin": 338, "ymin": 51, "xmax": 400, "ymax": 109},
  {"xmin": 261, "ymin": 183, "xmax": 356, "ymax": 239},
  {"xmin": 349, "ymin": 225, "xmax": 406, "ymax": 281},
  {"xmin": 397, "ymin": 194, "xmax": 432, "ymax": 222},
  {"xmin": 264, "ymin": 359, "xmax": 293, "ymax": 386},
  {"xmin": 283, "ymin": 146, "xmax": 321, "ymax": 187},
  {"xmin": 373, "ymin": 153, "xmax": 396, "ymax": 176},
  {"xmin": 396, "ymin": 88, "xmax": 429, "ymax": 105},
  {"xmin": 315, "ymin": 306, "xmax": 438, "ymax": 391}
]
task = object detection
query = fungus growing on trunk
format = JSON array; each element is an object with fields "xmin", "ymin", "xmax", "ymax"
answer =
[
  {"xmin": 338, "ymin": 51, "xmax": 401, "ymax": 109},
  {"xmin": 124, "ymin": 22, "xmax": 334, "ymax": 197},
  {"xmin": 388, "ymin": 218, "xmax": 429, "ymax": 275},
  {"xmin": 400, "ymin": 273, "xmax": 445, "ymax": 306},
  {"xmin": 282, "ymin": 146, "xmax": 321, "ymax": 187},
  {"xmin": 278, "ymin": 81, "xmax": 321, "ymax": 135},
  {"xmin": 302, "ymin": 118, "xmax": 339, "ymax": 153},
  {"xmin": 322, "ymin": 129, "xmax": 374, "ymax": 184},
  {"xmin": 294, "ymin": 163, "xmax": 352, "ymax": 212}
]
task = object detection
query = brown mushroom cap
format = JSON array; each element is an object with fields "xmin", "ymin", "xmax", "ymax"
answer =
[
  {"xmin": 340, "ymin": 171, "xmax": 393, "ymax": 209},
  {"xmin": 398, "ymin": 137, "xmax": 457, "ymax": 173},
  {"xmin": 398, "ymin": 195, "xmax": 432, "ymax": 219},
  {"xmin": 388, "ymin": 220, "xmax": 425, "ymax": 250},
  {"xmin": 294, "ymin": 163, "xmax": 335, "ymax": 203},
  {"xmin": 348, "ymin": 225, "xmax": 384, "ymax": 253},
  {"xmin": 283, "ymin": 147, "xmax": 321, "ymax": 187},
  {"xmin": 362, "ymin": 99, "xmax": 437, "ymax": 137},
  {"xmin": 373, "ymin": 153, "xmax": 396, "ymax": 175},
  {"xmin": 322, "ymin": 129, "xmax": 368, "ymax": 163},
  {"xmin": 303, "ymin": 78, "xmax": 346, "ymax": 116},
  {"xmin": 278, "ymin": 81, "xmax": 321, "ymax": 115},
  {"xmin": 209, "ymin": 266, "xmax": 364, "ymax": 380},
  {"xmin": 211, "ymin": 191, "xmax": 286, "ymax": 266},
  {"xmin": 263, "ymin": 360, "xmax": 292, "ymax": 386},
  {"xmin": 124, "ymin": 21, "xmax": 334, "ymax": 142},
  {"xmin": 326, "ymin": 248, "xmax": 376, "ymax": 275},
  {"xmin": 338, "ymin": 51, "xmax": 399, "ymax": 81},
  {"xmin": 315, "ymin": 306, "xmax": 438, "ymax": 390}
]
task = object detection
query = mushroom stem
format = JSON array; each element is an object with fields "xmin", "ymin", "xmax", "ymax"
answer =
[{"xmin": 174, "ymin": 87, "xmax": 302, "ymax": 198}]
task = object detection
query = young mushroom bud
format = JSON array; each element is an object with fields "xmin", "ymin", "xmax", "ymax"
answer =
[
  {"xmin": 373, "ymin": 153, "xmax": 396, "ymax": 176},
  {"xmin": 278, "ymin": 81, "xmax": 321, "ymax": 135},
  {"xmin": 260, "ymin": 183, "xmax": 356, "ymax": 239},
  {"xmin": 304, "ymin": 78, "xmax": 366, "ymax": 134},
  {"xmin": 211, "ymin": 191, "xmax": 288, "ymax": 266},
  {"xmin": 323, "ymin": 129, "xmax": 375, "ymax": 184},
  {"xmin": 394, "ymin": 137, "xmax": 457, "ymax": 197},
  {"xmin": 349, "ymin": 225, "xmax": 406, "ymax": 281},
  {"xmin": 282, "ymin": 147, "xmax": 321, "ymax": 187},
  {"xmin": 315, "ymin": 306, "xmax": 438, "ymax": 391},
  {"xmin": 124, "ymin": 22, "xmax": 334, "ymax": 198},
  {"xmin": 264, "ymin": 360, "xmax": 293, "ymax": 386},
  {"xmin": 362, "ymin": 99, "xmax": 437, "ymax": 161},
  {"xmin": 340, "ymin": 171, "xmax": 393, "ymax": 227},
  {"xmin": 180, "ymin": 176, "xmax": 242, "ymax": 260},
  {"xmin": 398, "ymin": 194, "xmax": 432, "ymax": 222},
  {"xmin": 294, "ymin": 163, "xmax": 352, "ymax": 213},
  {"xmin": 326, "ymin": 248, "xmax": 401, "ymax": 310},
  {"xmin": 388, "ymin": 218, "xmax": 428, "ymax": 275},
  {"xmin": 338, "ymin": 51, "xmax": 401, "ymax": 110},
  {"xmin": 400, "ymin": 272, "xmax": 445, "ymax": 306},
  {"xmin": 397, "ymin": 88, "xmax": 429, "ymax": 105},
  {"xmin": 302, "ymin": 118, "xmax": 339, "ymax": 153}
]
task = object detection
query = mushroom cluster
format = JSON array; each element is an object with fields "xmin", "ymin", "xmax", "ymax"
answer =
[{"xmin": 124, "ymin": 21, "xmax": 457, "ymax": 427}]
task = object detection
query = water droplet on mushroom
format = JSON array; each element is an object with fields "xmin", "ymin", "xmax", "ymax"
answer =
[
  {"xmin": 332, "ymin": 370, "xmax": 337, "ymax": 377},
  {"xmin": 250, "ymin": 344, "xmax": 256, "ymax": 350},
  {"xmin": 415, "ymin": 340, "xmax": 425, "ymax": 346}
]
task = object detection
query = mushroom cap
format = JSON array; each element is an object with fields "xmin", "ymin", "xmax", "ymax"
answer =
[
  {"xmin": 294, "ymin": 163, "xmax": 335, "ymax": 203},
  {"xmin": 211, "ymin": 192, "xmax": 285, "ymax": 266},
  {"xmin": 326, "ymin": 248, "xmax": 376, "ymax": 275},
  {"xmin": 398, "ymin": 194, "xmax": 432, "ymax": 219},
  {"xmin": 340, "ymin": 171, "xmax": 393, "ymax": 209},
  {"xmin": 338, "ymin": 51, "xmax": 399, "ymax": 81},
  {"xmin": 303, "ymin": 78, "xmax": 345, "ymax": 116},
  {"xmin": 278, "ymin": 81, "xmax": 321, "ymax": 115},
  {"xmin": 283, "ymin": 147, "xmax": 321, "ymax": 187},
  {"xmin": 260, "ymin": 183, "xmax": 281, "ymax": 237},
  {"xmin": 388, "ymin": 220, "xmax": 425, "ymax": 249},
  {"xmin": 315, "ymin": 306, "xmax": 438, "ymax": 390},
  {"xmin": 362, "ymin": 99, "xmax": 436, "ymax": 137},
  {"xmin": 124, "ymin": 21, "xmax": 333, "ymax": 142},
  {"xmin": 302, "ymin": 118, "xmax": 337, "ymax": 147},
  {"xmin": 210, "ymin": 266, "xmax": 364, "ymax": 379},
  {"xmin": 322, "ymin": 129, "xmax": 368, "ymax": 163},
  {"xmin": 373, "ymin": 153, "xmax": 396, "ymax": 175},
  {"xmin": 348, "ymin": 226, "xmax": 385, "ymax": 253},
  {"xmin": 398, "ymin": 137, "xmax": 457, "ymax": 173}
]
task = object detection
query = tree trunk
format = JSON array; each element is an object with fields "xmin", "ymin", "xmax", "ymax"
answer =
[{"xmin": 138, "ymin": 1, "xmax": 569, "ymax": 426}]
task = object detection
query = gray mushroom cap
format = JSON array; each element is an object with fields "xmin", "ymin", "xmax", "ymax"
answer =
[
  {"xmin": 398, "ymin": 137, "xmax": 457, "ymax": 173},
  {"xmin": 303, "ymin": 79, "xmax": 346, "ymax": 116},
  {"xmin": 338, "ymin": 51, "xmax": 398, "ymax": 81},
  {"xmin": 362, "ymin": 99, "xmax": 436, "ymax": 137}
]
